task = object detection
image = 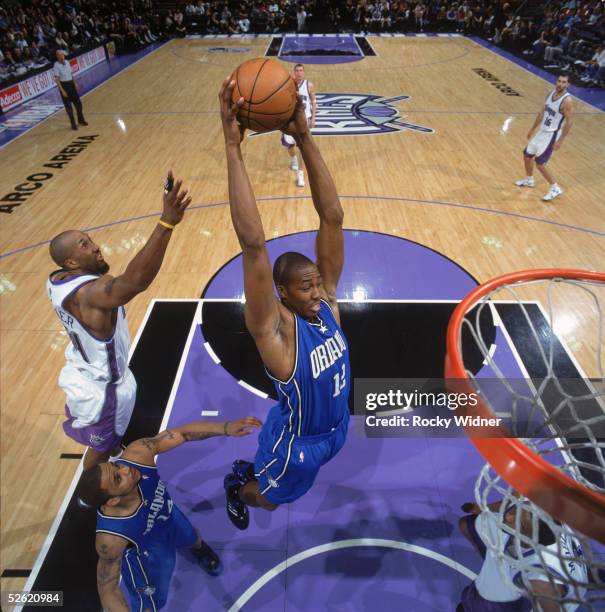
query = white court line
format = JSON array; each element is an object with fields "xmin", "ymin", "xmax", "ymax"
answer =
[
  {"xmin": 363, "ymin": 34, "xmax": 378, "ymax": 57},
  {"xmin": 16, "ymin": 299, "xmax": 200, "ymax": 607},
  {"xmin": 128, "ymin": 299, "xmax": 156, "ymax": 360},
  {"xmin": 0, "ymin": 42, "xmax": 168, "ymax": 152},
  {"xmin": 228, "ymin": 538, "xmax": 476, "ymax": 611},
  {"xmin": 158, "ymin": 301, "xmax": 202, "ymax": 431},
  {"xmin": 201, "ymin": 410, "xmax": 219, "ymax": 416},
  {"xmin": 238, "ymin": 379, "xmax": 269, "ymax": 399},
  {"xmin": 204, "ymin": 341, "xmax": 221, "ymax": 364}
]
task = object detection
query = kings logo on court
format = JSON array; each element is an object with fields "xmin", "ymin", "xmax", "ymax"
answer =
[{"xmin": 312, "ymin": 93, "xmax": 433, "ymax": 136}]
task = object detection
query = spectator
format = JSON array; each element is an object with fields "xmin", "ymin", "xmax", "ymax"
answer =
[
  {"xmin": 414, "ymin": 1, "xmax": 426, "ymax": 31},
  {"xmin": 581, "ymin": 44, "xmax": 605, "ymax": 83},
  {"xmin": 238, "ymin": 12, "xmax": 251, "ymax": 32},
  {"xmin": 297, "ymin": 4, "xmax": 307, "ymax": 32}
]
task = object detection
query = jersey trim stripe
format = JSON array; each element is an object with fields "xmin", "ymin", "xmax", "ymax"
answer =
[
  {"xmin": 123, "ymin": 554, "xmax": 143, "ymax": 612},
  {"xmin": 293, "ymin": 378, "xmax": 303, "ymax": 437},
  {"xmin": 255, "ymin": 458, "xmax": 277, "ymax": 477},
  {"xmin": 95, "ymin": 529, "xmax": 139, "ymax": 551},
  {"xmin": 135, "ymin": 555, "xmax": 158, "ymax": 612},
  {"xmin": 320, "ymin": 297, "xmax": 336, "ymax": 317},
  {"xmin": 97, "ymin": 484, "xmax": 145, "ymax": 520},
  {"xmin": 48, "ymin": 270, "xmax": 95, "ymax": 285},
  {"xmin": 261, "ymin": 433, "xmax": 295, "ymax": 496},
  {"xmin": 118, "ymin": 458, "xmax": 157, "ymax": 469}
]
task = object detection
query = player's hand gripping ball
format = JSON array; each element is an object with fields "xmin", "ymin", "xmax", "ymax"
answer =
[{"xmin": 230, "ymin": 58, "xmax": 298, "ymax": 132}]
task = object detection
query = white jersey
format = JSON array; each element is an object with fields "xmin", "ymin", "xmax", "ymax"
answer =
[
  {"xmin": 298, "ymin": 79, "xmax": 312, "ymax": 120},
  {"xmin": 540, "ymin": 90, "xmax": 570, "ymax": 133},
  {"xmin": 47, "ymin": 272, "xmax": 132, "ymax": 384},
  {"xmin": 474, "ymin": 510, "xmax": 587, "ymax": 609}
]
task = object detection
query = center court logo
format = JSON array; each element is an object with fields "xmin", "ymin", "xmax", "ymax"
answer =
[
  {"xmin": 313, "ymin": 93, "xmax": 433, "ymax": 136},
  {"xmin": 250, "ymin": 92, "xmax": 433, "ymax": 137}
]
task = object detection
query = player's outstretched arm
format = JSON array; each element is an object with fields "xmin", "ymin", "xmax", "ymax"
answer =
[
  {"xmin": 282, "ymin": 100, "xmax": 344, "ymax": 319},
  {"xmin": 96, "ymin": 533, "xmax": 129, "ymax": 612},
  {"xmin": 125, "ymin": 417, "xmax": 262, "ymax": 463},
  {"xmin": 82, "ymin": 173, "xmax": 192, "ymax": 309},
  {"xmin": 219, "ymin": 77, "xmax": 283, "ymax": 341}
]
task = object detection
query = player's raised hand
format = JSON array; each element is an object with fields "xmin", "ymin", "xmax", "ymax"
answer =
[
  {"xmin": 226, "ymin": 416, "xmax": 262, "ymax": 437},
  {"xmin": 161, "ymin": 170, "xmax": 192, "ymax": 226},
  {"xmin": 219, "ymin": 77, "xmax": 245, "ymax": 146},
  {"xmin": 280, "ymin": 95, "xmax": 310, "ymax": 139}
]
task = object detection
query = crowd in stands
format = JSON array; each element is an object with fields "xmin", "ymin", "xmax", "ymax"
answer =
[
  {"xmin": 0, "ymin": 0, "xmax": 159, "ymax": 85},
  {"xmin": 2, "ymin": 0, "xmax": 603, "ymax": 87},
  {"xmin": 491, "ymin": 0, "xmax": 604, "ymax": 84}
]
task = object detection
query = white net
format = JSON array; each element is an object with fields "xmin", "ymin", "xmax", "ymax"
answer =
[
  {"xmin": 475, "ymin": 464, "xmax": 605, "ymax": 611},
  {"xmin": 456, "ymin": 274, "xmax": 605, "ymax": 609}
]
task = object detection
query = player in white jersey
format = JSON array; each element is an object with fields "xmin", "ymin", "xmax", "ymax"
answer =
[
  {"xmin": 458, "ymin": 501, "xmax": 587, "ymax": 611},
  {"xmin": 515, "ymin": 73, "xmax": 573, "ymax": 202},
  {"xmin": 282, "ymin": 63, "xmax": 316, "ymax": 188},
  {"xmin": 47, "ymin": 172, "xmax": 192, "ymax": 469}
]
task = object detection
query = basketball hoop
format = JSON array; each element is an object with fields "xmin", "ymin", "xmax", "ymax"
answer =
[
  {"xmin": 445, "ymin": 269, "xmax": 605, "ymax": 542},
  {"xmin": 446, "ymin": 269, "xmax": 605, "ymax": 609}
]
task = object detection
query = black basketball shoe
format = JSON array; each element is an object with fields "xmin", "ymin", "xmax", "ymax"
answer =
[
  {"xmin": 232, "ymin": 459, "xmax": 256, "ymax": 484},
  {"xmin": 192, "ymin": 541, "xmax": 222, "ymax": 576},
  {"xmin": 224, "ymin": 473, "xmax": 249, "ymax": 530}
]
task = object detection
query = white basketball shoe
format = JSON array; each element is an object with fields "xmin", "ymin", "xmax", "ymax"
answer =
[
  {"xmin": 515, "ymin": 177, "xmax": 535, "ymax": 187},
  {"xmin": 543, "ymin": 184, "xmax": 563, "ymax": 201},
  {"xmin": 296, "ymin": 170, "xmax": 305, "ymax": 188}
]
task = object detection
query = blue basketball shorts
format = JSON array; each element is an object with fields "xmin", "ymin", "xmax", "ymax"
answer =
[{"xmin": 254, "ymin": 406, "xmax": 349, "ymax": 505}]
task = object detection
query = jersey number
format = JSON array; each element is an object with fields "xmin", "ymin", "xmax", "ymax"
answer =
[
  {"xmin": 68, "ymin": 331, "xmax": 90, "ymax": 363},
  {"xmin": 333, "ymin": 363, "xmax": 346, "ymax": 397}
]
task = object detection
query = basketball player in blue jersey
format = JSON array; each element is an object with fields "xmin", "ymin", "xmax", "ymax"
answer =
[
  {"xmin": 219, "ymin": 77, "xmax": 349, "ymax": 530},
  {"xmin": 515, "ymin": 73, "xmax": 573, "ymax": 202},
  {"xmin": 77, "ymin": 415, "xmax": 261, "ymax": 611},
  {"xmin": 47, "ymin": 173, "xmax": 191, "ymax": 469},
  {"xmin": 282, "ymin": 63, "xmax": 317, "ymax": 188}
]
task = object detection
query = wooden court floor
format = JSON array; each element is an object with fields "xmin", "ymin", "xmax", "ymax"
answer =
[{"xmin": 1, "ymin": 36, "xmax": 604, "ymax": 592}]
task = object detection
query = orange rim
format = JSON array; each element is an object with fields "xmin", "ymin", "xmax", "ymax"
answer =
[{"xmin": 445, "ymin": 268, "xmax": 605, "ymax": 543}]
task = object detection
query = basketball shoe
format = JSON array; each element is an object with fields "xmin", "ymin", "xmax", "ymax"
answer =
[
  {"xmin": 224, "ymin": 473, "xmax": 249, "ymax": 530},
  {"xmin": 515, "ymin": 177, "xmax": 535, "ymax": 187},
  {"xmin": 232, "ymin": 459, "xmax": 256, "ymax": 484},
  {"xmin": 543, "ymin": 184, "xmax": 563, "ymax": 201},
  {"xmin": 297, "ymin": 170, "xmax": 305, "ymax": 187},
  {"xmin": 192, "ymin": 541, "xmax": 222, "ymax": 576}
]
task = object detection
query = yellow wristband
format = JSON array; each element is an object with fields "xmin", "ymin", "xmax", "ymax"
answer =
[{"xmin": 158, "ymin": 220, "xmax": 175, "ymax": 230}]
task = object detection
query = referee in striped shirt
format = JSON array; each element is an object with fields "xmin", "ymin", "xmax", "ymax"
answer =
[{"xmin": 53, "ymin": 49, "xmax": 88, "ymax": 130}]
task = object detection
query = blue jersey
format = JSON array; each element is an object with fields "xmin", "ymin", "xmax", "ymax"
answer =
[
  {"xmin": 96, "ymin": 458, "xmax": 196, "ymax": 611},
  {"xmin": 266, "ymin": 299, "xmax": 350, "ymax": 437}
]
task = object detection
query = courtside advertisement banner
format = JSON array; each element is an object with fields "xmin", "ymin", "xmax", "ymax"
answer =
[{"xmin": 0, "ymin": 46, "xmax": 106, "ymax": 111}]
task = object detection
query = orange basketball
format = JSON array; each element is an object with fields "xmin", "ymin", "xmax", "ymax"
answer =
[{"xmin": 231, "ymin": 58, "xmax": 297, "ymax": 133}]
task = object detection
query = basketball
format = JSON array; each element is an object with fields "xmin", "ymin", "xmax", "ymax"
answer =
[{"xmin": 231, "ymin": 58, "xmax": 298, "ymax": 133}]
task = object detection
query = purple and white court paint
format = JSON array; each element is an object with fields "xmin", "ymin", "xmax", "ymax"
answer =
[{"xmin": 155, "ymin": 232, "xmax": 525, "ymax": 610}]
